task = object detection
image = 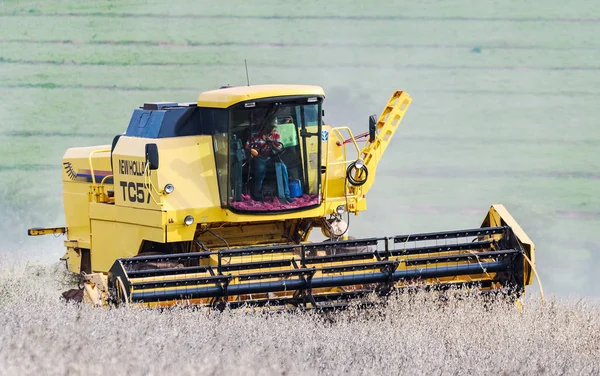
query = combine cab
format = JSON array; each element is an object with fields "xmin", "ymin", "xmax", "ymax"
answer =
[{"xmin": 29, "ymin": 85, "xmax": 536, "ymax": 309}]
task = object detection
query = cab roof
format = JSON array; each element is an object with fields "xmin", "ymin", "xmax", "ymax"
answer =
[{"xmin": 197, "ymin": 84, "xmax": 325, "ymax": 108}]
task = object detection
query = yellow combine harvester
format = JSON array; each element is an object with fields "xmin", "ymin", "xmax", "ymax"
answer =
[{"xmin": 29, "ymin": 84, "xmax": 535, "ymax": 310}]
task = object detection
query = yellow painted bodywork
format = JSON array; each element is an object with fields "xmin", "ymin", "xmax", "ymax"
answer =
[
  {"xmin": 197, "ymin": 84, "xmax": 325, "ymax": 108},
  {"xmin": 30, "ymin": 84, "xmax": 536, "ymax": 307},
  {"xmin": 54, "ymin": 86, "xmax": 415, "ymax": 275},
  {"xmin": 27, "ymin": 227, "xmax": 66, "ymax": 236},
  {"xmin": 482, "ymin": 204, "xmax": 536, "ymax": 286},
  {"xmin": 61, "ymin": 240, "xmax": 82, "ymax": 274}
]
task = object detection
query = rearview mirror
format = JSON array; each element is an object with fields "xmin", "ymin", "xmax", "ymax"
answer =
[
  {"xmin": 145, "ymin": 143, "xmax": 159, "ymax": 170},
  {"xmin": 369, "ymin": 114, "xmax": 377, "ymax": 142},
  {"xmin": 300, "ymin": 129, "xmax": 318, "ymax": 137}
]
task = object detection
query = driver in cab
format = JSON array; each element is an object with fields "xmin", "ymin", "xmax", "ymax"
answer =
[{"xmin": 245, "ymin": 117, "xmax": 294, "ymax": 203}]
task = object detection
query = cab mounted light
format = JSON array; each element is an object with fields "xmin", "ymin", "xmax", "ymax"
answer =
[
  {"xmin": 164, "ymin": 184, "xmax": 175, "ymax": 194},
  {"xmin": 184, "ymin": 216, "xmax": 194, "ymax": 226}
]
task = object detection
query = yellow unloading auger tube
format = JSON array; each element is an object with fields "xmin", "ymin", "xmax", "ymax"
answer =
[
  {"xmin": 27, "ymin": 86, "xmax": 536, "ymax": 310},
  {"xmin": 320, "ymin": 91, "xmax": 411, "ymax": 218},
  {"xmin": 353, "ymin": 90, "xmax": 413, "ymax": 197}
]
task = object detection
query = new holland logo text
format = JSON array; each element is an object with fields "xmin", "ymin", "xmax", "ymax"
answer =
[
  {"xmin": 120, "ymin": 181, "xmax": 152, "ymax": 204},
  {"xmin": 119, "ymin": 159, "xmax": 145, "ymax": 176}
]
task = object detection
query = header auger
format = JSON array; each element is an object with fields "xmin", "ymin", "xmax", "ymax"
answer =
[{"xmin": 29, "ymin": 84, "xmax": 536, "ymax": 310}]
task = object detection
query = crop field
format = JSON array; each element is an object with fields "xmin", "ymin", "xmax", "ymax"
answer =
[
  {"xmin": 1, "ymin": 254, "xmax": 599, "ymax": 375},
  {"xmin": 0, "ymin": 0, "xmax": 599, "ymax": 374}
]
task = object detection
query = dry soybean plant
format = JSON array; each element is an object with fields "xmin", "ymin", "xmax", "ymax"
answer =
[{"xmin": 0, "ymin": 253, "xmax": 599, "ymax": 376}]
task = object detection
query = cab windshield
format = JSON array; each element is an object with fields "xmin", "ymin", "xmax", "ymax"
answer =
[{"xmin": 214, "ymin": 97, "xmax": 322, "ymax": 213}]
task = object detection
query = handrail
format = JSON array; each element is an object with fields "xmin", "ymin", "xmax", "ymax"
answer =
[
  {"xmin": 323, "ymin": 127, "xmax": 364, "ymax": 204},
  {"xmin": 330, "ymin": 127, "xmax": 361, "ymax": 161},
  {"xmin": 88, "ymin": 149, "xmax": 111, "ymax": 185},
  {"xmin": 100, "ymin": 175, "xmax": 113, "ymax": 185}
]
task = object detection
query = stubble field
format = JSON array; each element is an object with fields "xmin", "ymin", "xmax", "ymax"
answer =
[{"xmin": 1, "ymin": 0, "xmax": 599, "ymax": 374}]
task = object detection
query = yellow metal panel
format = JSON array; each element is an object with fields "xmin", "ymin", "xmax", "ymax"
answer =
[
  {"xmin": 63, "ymin": 144, "xmax": 112, "ymax": 160},
  {"xmin": 63, "ymin": 190, "xmax": 91, "ymax": 248},
  {"xmin": 488, "ymin": 205, "xmax": 535, "ymax": 248},
  {"xmin": 89, "ymin": 202, "xmax": 164, "ymax": 228},
  {"xmin": 157, "ymin": 136, "xmax": 222, "ymax": 213},
  {"xmin": 322, "ymin": 125, "xmax": 345, "ymax": 198},
  {"xmin": 219, "ymin": 206, "xmax": 326, "ymax": 223},
  {"xmin": 88, "ymin": 202, "xmax": 116, "ymax": 222},
  {"xmin": 166, "ymin": 223, "xmax": 197, "ymax": 242},
  {"xmin": 111, "ymin": 137, "xmax": 162, "ymax": 211},
  {"xmin": 115, "ymin": 205, "xmax": 164, "ymax": 227},
  {"xmin": 166, "ymin": 217, "xmax": 299, "ymax": 245},
  {"xmin": 196, "ymin": 222, "xmax": 289, "ymax": 247},
  {"xmin": 90, "ymin": 219, "xmax": 164, "ymax": 272},
  {"xmin": 62, "ymin": 144, "xmax": 114, "ymax": 249},
  {"xmin": 483, "ymin": 204, "xmax": 536, "ymax": 286},
  {"xmin": 61, "ymin": 241, "xmax": 81, "ymax": 274},
  {"xmin": 62, "ymin": 147, "xmax": 112, "ymax": 185},
  {"xmin": 112, "ymin": 135, "xmax": 224, "ymax": 215},
  {"xmin": 197, "ymin": 85, "xmax": 325, "ymax": 108}
]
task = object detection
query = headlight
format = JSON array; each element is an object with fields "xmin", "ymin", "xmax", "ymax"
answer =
[
  {"xmin": 184, "ymin": 215, "xmax": 194, "ymax": 226},
  {"xmin": 336, "ymin": 205, "xmax": 345, "ymax": 215},
  {"xmin": 164, "ymin": 183, "xmax": 175, "ymax": 194}
]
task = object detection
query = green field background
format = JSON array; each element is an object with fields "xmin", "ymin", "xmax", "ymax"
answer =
[{"xmin": 1, "ymin": 0, "xmax": 598, "ymax": 297}]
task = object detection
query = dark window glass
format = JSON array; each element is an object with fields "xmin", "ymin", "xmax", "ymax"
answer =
[{"xmin": 225, "ymin": 98, "xmax": 323, "ymax": 213}]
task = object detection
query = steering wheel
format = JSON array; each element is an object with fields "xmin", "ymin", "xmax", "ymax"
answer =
[{"xmin": 257, "ymin": 139, "xmax": 285, "ymax": 158}]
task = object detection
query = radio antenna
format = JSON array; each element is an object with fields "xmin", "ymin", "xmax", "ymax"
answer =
[{"xmin": 244, "ymin": 59, "xmax": 250, "ymax": 86}]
